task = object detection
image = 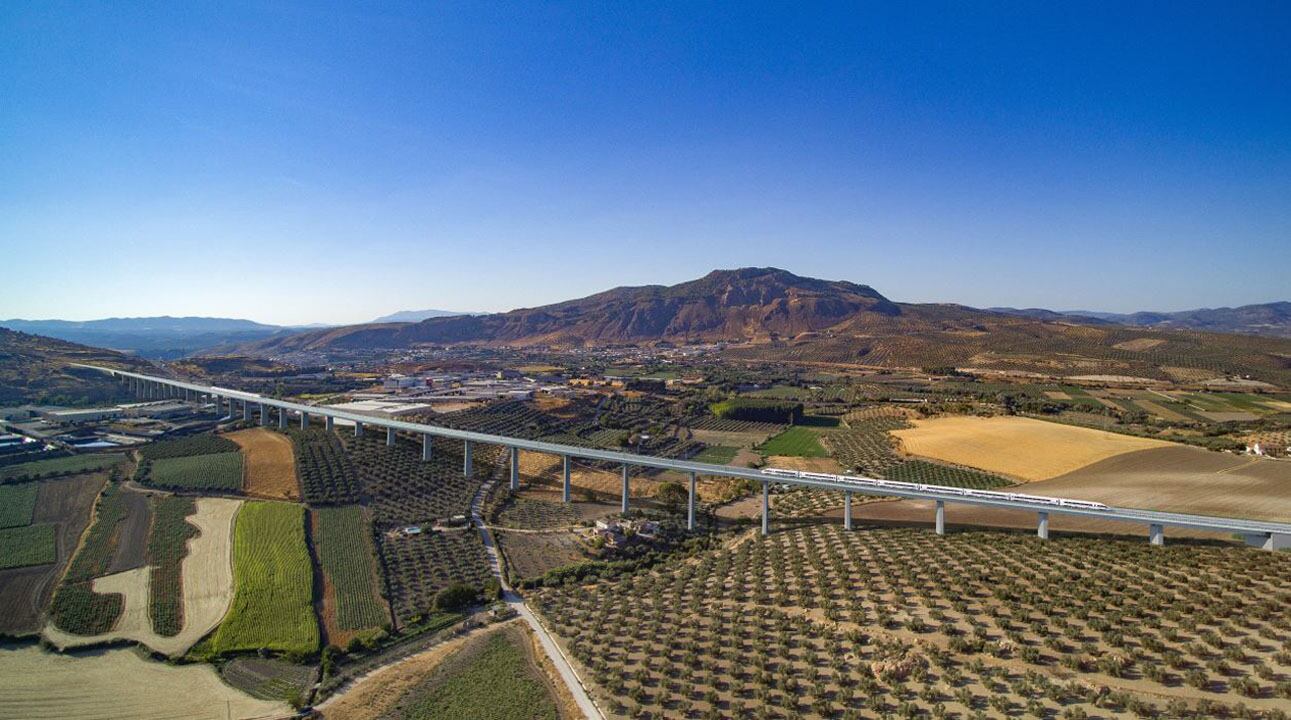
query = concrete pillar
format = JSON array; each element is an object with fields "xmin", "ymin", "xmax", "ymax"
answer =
[
  {"xmin": 422, "ymin": 434, "xmax": 433, "ymax": 461},
  {"xmin": 621, "ymin": 464, "xmax": 630, "ymax": 514},
  {"xmin": 844, "ymin": 491, "xmax": 852, "ymax": 531},
  {"xmin": 386, "ymin": 427, "xmax": 396, "ymax": 447},
  {"xmin": 300, "ymin": 412, "xmax": 309, "ymax": 429},
  {"xmin": 935, "ymin": 500, "xmax": 946, "ymax": 535},
  {"xmin": 325, "ymin": 415, "xmax": 334, "ymax": 432},
  {"xmin": 258, "ymin": 403, "xmax": 267, "ymax": 426},
  {"xmin": 561, "ymin": 455, "xmax": 571, "ymax": 503},
  {"xmin": 463, "ymin": 440, "xmax": 473, "ymax": 477},
  {"xmin": 761, "ymin": 482, "xmax": 770, "ymax": 536},
  {"xmin": 1149, "ymin": 524, "xmax": 1164, "ymax": 546},
  {"xmin": 354, "ymin": 421, "xmax": 364, "ymax": 437},
  {"xmin": 185, "ymin": 388, "xmax": 191, "ymax": 401},
  {"xmin": 1037, "ymin": 511, "xmax": 1049, "ymax": 540},
  {"xmin": 509, "ymin": 447, "xmax": 519, "ymax": 489},
  {"xmin": 242, "ymin": 400, "xmax": 250, "ymax": 421},
  {"xmin": 687, "ymin": 472, "xmax": 697, "ymax": 531},
  {"xmin": 278, "ymin": 407, "xmax": 287, "ymax": 429}
]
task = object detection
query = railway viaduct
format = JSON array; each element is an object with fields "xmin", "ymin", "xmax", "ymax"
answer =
[{"xmin": 80, "ymin": 365, "xmax": 1291, "ymax": 551}]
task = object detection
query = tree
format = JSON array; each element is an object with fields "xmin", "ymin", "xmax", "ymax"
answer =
[{"xmin": 655, "ymin": 481, "xmax": 688, "ymax": 512}]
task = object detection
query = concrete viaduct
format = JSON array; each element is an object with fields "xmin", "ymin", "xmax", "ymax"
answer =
[{"xmin": 82, "ymin": 365, "xmax": 1291, "ymax": 550}]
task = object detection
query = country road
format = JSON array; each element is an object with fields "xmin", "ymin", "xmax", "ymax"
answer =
[{"xmin": 470, "ymin": 477, "xmax": 603, "ymax": 720}]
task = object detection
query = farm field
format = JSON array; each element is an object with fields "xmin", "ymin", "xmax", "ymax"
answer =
[
  {"xmin": 0, "ymin": 645, "xmax": 291, "ymax": 720},
  {"xmin": 496, "ymin": 530, "xmax": 588, "ymax": 580},
  {"xmin": 0, "ymin": 483, "xmax": 38, "ymax": 527},
  {"xmin": 345, "ymin": 434, "xmax": 480, "ymax": 525},
  {"xmin": 319, "ymin": 630, "xmax": 478, "ymax": 720},
  {"xmin": 0, "ymin": 453, "xmax": 123, "ymax": 483},
  {"xmin": 0, "ymin": 524, "xmax": 55, "ymax": 569},
  {"xmin": 377, "ymin": 528, "xmax": 492, "ymax": 627},
  {"xmin": 139, "ymin": 435, "xmax": 240, "ymax": 460},
  {"xmin": 313, "ymin": 506, "xmax": 390, "ymax": 645},
  {"xmin": 207, "ymin": 501, "xmax": 318, "ymax": 655},
  {"xmin": 289, "ymin": 427, "xmax": 362, "ymax": 505},
  {"xmin": 536, "ymin": 524, "xmax": 1291, "ymax": 719},
  {"xmin": 757, "ymin": 427, "xmax": 828, "ymax": 458},
  {"xmin": 228, "ymin": 428, "xmax": 300, "ymax": 500},
  {"xmin": 221, "ymin": 656, "xmax": 318, "ymax": 706},
  {"xmin": 1034, "ymin": 446, "xmax": 1291, "ymax": 521},
  {"xmin": 44, "ymin": 498, "xmax": 241, "ymax": 656},
  {"xmin": 893, "ymin": 415, "xmax": 1174, "ymax": 481},
  {"xmin": 145, "ymin": 451, "xmax": 244, "ymax": 491},
  {"xmin": 380, "ymin": 622, "xmax": 561, "ymax": 720},
  {"xmin": 692, "ymin": 444, "xmax": 739, "ymax": 464},
  {"xmin": 491, "ymin": 494, "xmax": 582, "ymax": 529},
  {"xmin": 0, "ymin": 472, "xmax": 106, "ymax": 635}
]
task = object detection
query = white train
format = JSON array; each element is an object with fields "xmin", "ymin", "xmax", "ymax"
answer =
[{"xmin": 759, "ymin": 468, "xmax": 1109, "ymax": 511}]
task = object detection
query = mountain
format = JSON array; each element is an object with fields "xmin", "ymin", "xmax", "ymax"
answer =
[
  {"xmin": 229, "ymin": 268, "xmax": 1291, "ymax": 388},
  {"xmin": 370, "ymin": 309, "xmax": 471, "ymax": 323},
  {"xmin": 0, "ymin": 327, "xmax": 155, "ymax": 406},
  {"xmin": 988, "ymin": 302, "xmax": 1291, "ymax": 338},
  {"xmin": 0, "ymin": 316, "xmax": 306, "ymax": 360}
]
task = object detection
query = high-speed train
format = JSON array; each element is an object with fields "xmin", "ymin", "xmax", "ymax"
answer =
[{"xmin": 760, "ymin": 468, "xmax": 1109, "ymax": 511}]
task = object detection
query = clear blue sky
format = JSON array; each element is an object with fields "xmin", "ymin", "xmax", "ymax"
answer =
[{"xmin": 1, "ymin": 2, "xmax": 1288, "ymax": 325}]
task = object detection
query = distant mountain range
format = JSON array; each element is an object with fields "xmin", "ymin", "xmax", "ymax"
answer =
[
  {"xmin": 0, "ymin": 317, "xmax": 302, "ymax": 360},
  {"xmin": 224, "ymin": 268, "xmax": 1291, "ymax": 388},
  {"xmin": 989, "ymin": 302, "xmax": 1291, "ymax": 338},
  {"xmin": 370, "ymin": 309, "xmax": 473, "ymax": 323}
]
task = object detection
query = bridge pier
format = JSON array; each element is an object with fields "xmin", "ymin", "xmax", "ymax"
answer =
[
  {"xmin": 354, "ymin": 421, "xmax": 364, "ymax": 437},
  {"xmin": 843, "ymin": 491, "xmax": 852, "ymax": 531},
  {"xmin": 1244, "ymin": 532, "xmax": 1289, "ymax": 551},
  {"xmin": 300, "ymin": 412, "xmax": 309, "ymax": 429},
  {"xmin": 242, "ymin": 400, "xmax": 250, "ymax": 421},
  {"xmin": 561, "ymin": 455, "xmax": 571, "ymax": 503},
  {"xmin": 258, "ymin": 403, "xmax": 268, "ymax": 426},
  {"xmin": 687, "ymin": 472, "xmax": 697, "ymax": 531},
  {"xmin": 278, "ymin": 407, "xmax": 288, "ymax": 429},
  {"xmin": 509, "ymin": 447, "xmax": 519, "ymax": 489},
  {"xmin": 1037, "ymin": 511, "xmax": 1049, "ymax": 540},
  {"xmin": 935, "ymin": 500, "xmax": 945, "ymax": 536},
  {"xmin": 761, "ymin": 482, "xmax": 770, "ymax": 536},
  {"xmin": 1149, "ymin": 523, "xmax": 1165, "ymax": 546},
  {"xmin": 422, "ymin": 434, "xmax": 433, "ymax": 461},
  {"xmin": 386, "ymin": 427, "xmax": 396, "ymax": 447},
  {"xmin": 621, "ymin": 465, "xmax": 629, "ymax": 514},
  {"xmin": 325, "ymin": 415, "xmax": 334, "ymax": 432},
  {"xmin": 185, "ymin": 388, "xmax": 191, "ymax": 402},
  {"xmin": 463, "ymin": 440, "xmax": 473, "ymax": 477}
]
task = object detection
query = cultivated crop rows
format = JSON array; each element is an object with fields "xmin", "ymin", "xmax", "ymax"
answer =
[
  {"xmin": 144, "ymin": 452, "xmax": 243, "ymax": 491},
  {"xmin": 49, "ymin": 485, "xmax": 132, "ymax": 635},
  {"xmin": 490, "ymin": 494, "xmax": 582, "ymax": 530},
  {"xmin": 883, "ymin": 461, "xmax": 1010, "ymax": 490},
  {"xmin": 147, "ymin": 496, "xmax": 197, "ymax": 636},
  {"xmin": 376, "ymin": 529, "xmax": 492, "ymax": 627},
  {"xmin": 436, "ymin": 400, "xmax": 574, "ymax": 439},
  {"xmin": 288, "ymin": 428, "xmax": 362, "ymax": 505},
  {"xmin": 342, "ymin": 434, "xmax": 481, "ymax": 525},
  {"xmin": 0, "ymin": 453, "xmax": 124, "ymax": 484},
  {"xmin": 819, "ymin": 417, "xmax": 910, "ymax": 475},
  {"xmin": 537, "ymin": 525, "xmax": 1291, "ymax": 719},
  {"xmin": 314, "ymin": 506, "xmax": 389, "ymax": 632},
  {"xmin": 139, "ymin": 435, "xmax": 239, "ymax": 461},
  {"xmin": 691, "ymin": 417, "xmax": 786, "ymax": 434}
]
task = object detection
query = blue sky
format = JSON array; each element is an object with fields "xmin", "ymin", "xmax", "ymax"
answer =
[{"xmin": 1, "ymin": 2, "xmax": 1288, "ymax": 325}]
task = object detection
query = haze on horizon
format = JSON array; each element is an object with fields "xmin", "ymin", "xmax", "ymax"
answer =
[{"xmin": 2, "ymin": 2, "xmax": 1288, "ymax": 326}]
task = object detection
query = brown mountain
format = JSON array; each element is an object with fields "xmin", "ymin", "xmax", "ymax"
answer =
[
  {"xmin": 0, "ymin": 327, "xmax": 155, "ymax": 405},
  {"xmin": 231, "ymin": 268, "xmax": 1291, "ymax": 387}
]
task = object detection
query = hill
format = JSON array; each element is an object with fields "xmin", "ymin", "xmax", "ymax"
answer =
[
  {"xmin": 0, "ymin": 328, "xmax": 156, "ymax": 406},
  {"xmin": 991, "ymin": 301, "xmax": 1291, "ymax": 338},
  {"xmin": 370, "ymin": 309, "xmax": 472, "ymax": 323},
  {"xmin": 0, "ymin": 316, "xmax": 308, "ymax": 360},
  {"xmin": 230, "ymin": 268, "xmax": 1291, "ymax": 387}
]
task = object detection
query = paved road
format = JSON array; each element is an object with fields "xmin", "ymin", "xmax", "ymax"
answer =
[{"xmin": 470, "ymin": 478, "xmax": 603, "ymax": 720}]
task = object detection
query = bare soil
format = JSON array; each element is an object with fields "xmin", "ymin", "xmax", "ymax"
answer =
[
  {"xmin": 107, "ymin": 487, "xmax": 151, "ymax": 573},
  {"xmin": 228, "ymin": 428, "xmax": 300, "ymax": 500},
  {"xmin": 893, "ymin": 415, "xmax": 1173, "ymax": 481},
  {"xmin": 0, "ymin": 472, "xmax": 106, "ymax": 635}
]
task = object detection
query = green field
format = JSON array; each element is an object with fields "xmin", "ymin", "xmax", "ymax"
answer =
[
  {"xmin": 139, "ymin": 434, "xmax": 240, "ymax": 460},
  {"xmin": 692, "ymin": 445, "xmax": 739, "ymax": 464},
  {"xmin": 148, "ymin": 496, "xmax": 198, "ymax": 636},
  {"xmin": 0, "ymin": 483, "xmax": 38, "ymax": 528},
  {"xmin": 400, "ymin": 628, "xmax": 559, "ymax": 720},
  {"xmin": 314, "ymin": 506, "xmax": 388, "ymax": 632},
  {"xmin": 0, "ymin": 523, "xmax": 56, "ymax": 569},
  {"xmin": 757, "ymin": 427, "xmax": 828, "ymax": 458},
  {"xmin": 208, "ymin": 502, "xmax": 318, "ymax": 655},
  {"xmin": 0, "ymin": 453, "xmax": 123, "ymax": 483},
  {"xmin": 146, "ymin": 452, "xmax": 243, "ymax": 491}
]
